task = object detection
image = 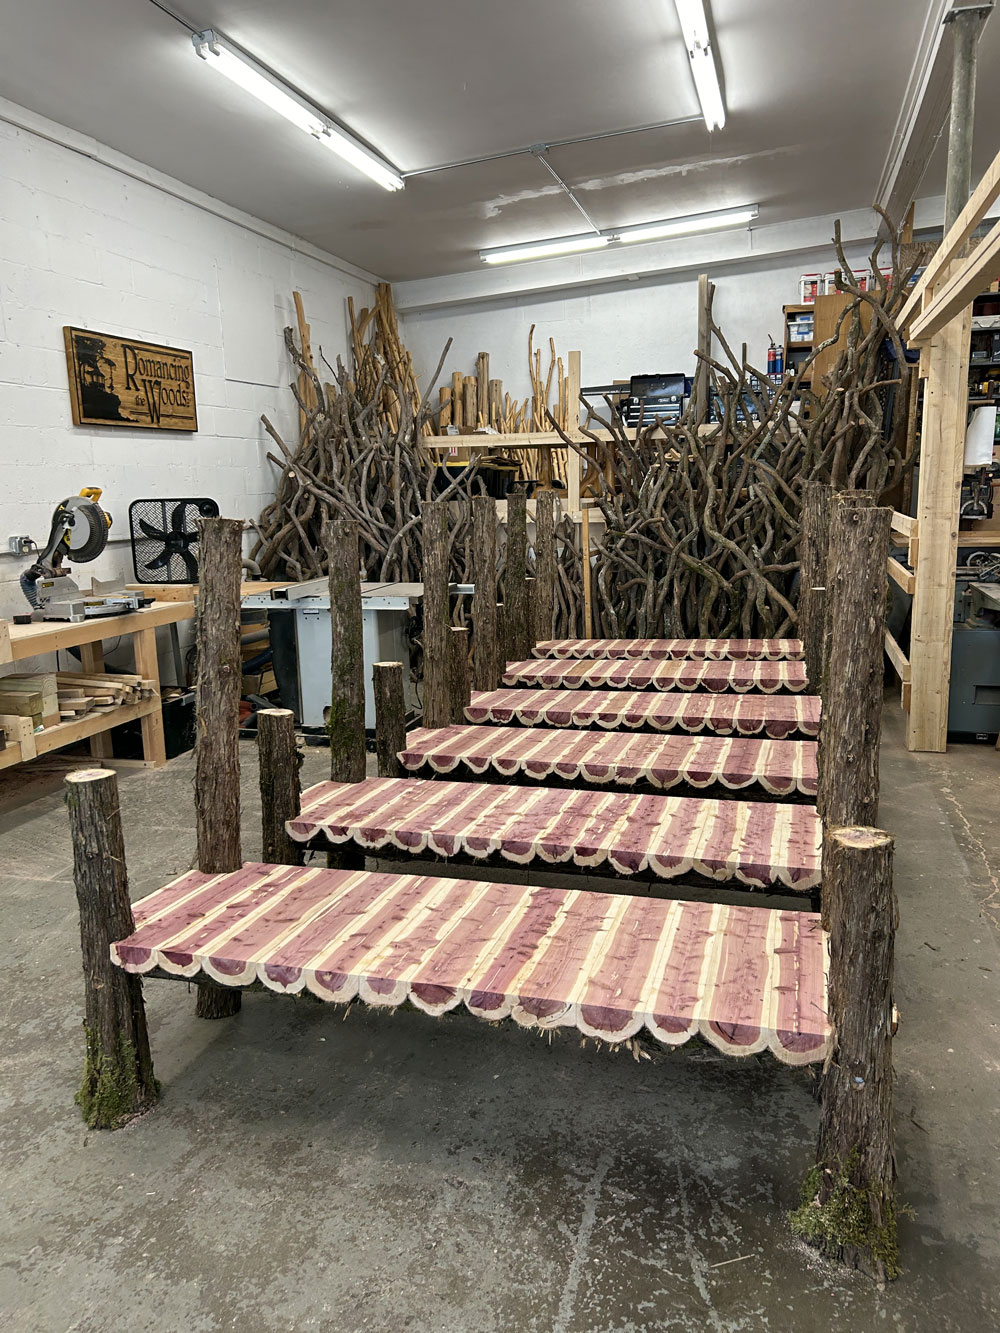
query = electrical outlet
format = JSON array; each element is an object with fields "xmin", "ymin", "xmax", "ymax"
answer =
[{"xmin": 7, "ymin": 536, "xmax": 35, "ymax": 555}]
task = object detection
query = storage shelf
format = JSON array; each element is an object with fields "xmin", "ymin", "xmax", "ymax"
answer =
[{"xmin": 34, "ymin": 698, "xmax": 159, "ymax": 757}]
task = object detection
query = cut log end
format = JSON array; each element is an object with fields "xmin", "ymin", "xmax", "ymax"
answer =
[{"xmin": 830, "ymin": 826, "xmax": 894, "ymax": 851}]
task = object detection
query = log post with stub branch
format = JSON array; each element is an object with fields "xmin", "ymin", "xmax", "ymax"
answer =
[
  {"xmin": 373, "ymin": 662, "xmax": 405, "ymax": 778},
  {"xmin": 505, "ymin": 487, "xmax": 529, "ymax": 661},
  {"xmin": 257, "ymin": 708, "xmax": 303, "ymax": 866},
  {"xmin": 798, "ymin": 481, "xmax": 832, "ymax": 694},
  {"xmin": 67, "ymin": 768, "xmax": 159, "ymax": 1129},
  {"xmin": 194, "ymin": 516, "xmax": 244, "ymax": 1020},
  {"xmin": 422, "ymin": 501, "xmax": 452, "ymax": 728},
  {"xmin": 535, "ymin": 491, "xmax": 556, "ymax": 644},
  {"xmin": 323, "ymin": 519, "xmax": 366, "ymax": 784},
  {"xmin": 448, "ymin": 625, "xmax": 470, "ymax": 723},
  {"xmin": 471, "ymin": 495, "xmax": 499, "ymax": 691},
  {"xmin": 818, "ymin": 503, "xmax": 891, "ymax": 828},
  {"xmin": 791, "ymin": 825, "xmax": 898, "ymax": 1282}
]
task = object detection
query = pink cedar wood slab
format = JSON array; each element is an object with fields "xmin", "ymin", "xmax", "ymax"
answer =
[
  {"xmin": 288, "ymin": 777, "xmax": 822, "ymax": 891},
  {"xmin": 400, "ymin": 725, "xmax": 818, "ymax": 797},
  {"xmin": 534, "ymin": 637, "xmax": 804, "ymax": 662},
  {"xmin": 503, "ymin": 658, "xmax": 809, "ymax": 694},
  {"xmin": 111, "ymin": 862, "xmax": 830, "ymax": 1065},
  {"xmin": 466, "ymin": 688, "xmax": 821, "ymax": 739}
]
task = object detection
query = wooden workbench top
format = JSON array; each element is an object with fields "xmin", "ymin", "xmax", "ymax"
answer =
[{"xmin": 0, "ymin": 600, "xmax": 194, "ymax": 664}]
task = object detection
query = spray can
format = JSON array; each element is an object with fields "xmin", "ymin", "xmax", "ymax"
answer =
[{"xmin": 766, "ymin": 340, "xmax": 777, "ymax": 377}]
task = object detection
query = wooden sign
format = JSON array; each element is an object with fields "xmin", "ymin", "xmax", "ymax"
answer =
[{"xmin": 63, "ymin": 326, "xmax": 197, "ymax": 431}]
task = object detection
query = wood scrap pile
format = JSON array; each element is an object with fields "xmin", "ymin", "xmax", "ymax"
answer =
[
  {"xmin": 0, "ymin": 673, "xmax": 59, "ymax": 728},
  {"xmin": 56, "ymin": 672, "xmax": 153, "ymax": 720},
  {"xmin": 348, "ymin": 283, "xmax": 432, "ymax": 437},
  {"xmin": 551, "ymin": 212, "xmax": 919, "ymax": 639}
]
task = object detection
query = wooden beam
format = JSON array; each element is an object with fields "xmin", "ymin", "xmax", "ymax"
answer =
[
  {"xmin": 910, "ymin": 209, "xmax": 1000, "ymax": 343},
  {"xmin": 890, "ymin": 511, "xmax": 917, "ymax": 538},
  {"xmin": 887, "ymin": 556, "xmax": 916, "ymax": 595},
  {"xmin": 884, "ymin": 632, "xmax": 912, "ymax": 683}
]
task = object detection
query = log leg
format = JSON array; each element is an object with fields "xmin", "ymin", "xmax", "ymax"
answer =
[
  {"xmin": 66, "ymin": 768, "xmax": 158, "ymax": 1128},
  {"xmin": 799, "ymin": 481, "xmax": 832, "ymax": 695},
  {"xmin": 195, "ymin": 516, "xmax": 244, "ymax": 1018},
  {"xmin": 791, "ymin": 826, "xmax": 898, "ymax": 1282},
  {"xmin": 821, "ymin": 489, "xmax": 876, "ymax": 698},
  {"xmin": 505, "ymin": 488, "xmax": 529, "ymax": 660},
  {"xmin": 817, "ymin": 504, "xmax": 891, "ymax": 828},
  {"xmin": 257, "ymin": 708, "xmax": 303, "ymax": 866},
  {"xmin": 524, "ymin": 576, "xmax": 536, "ymax": 655},
  {"xmin": 323, "ymin": 519, "xmax": 366, "ymax": 782},
  {"xmin": 448, "ymin": 625, "xmax": 470, "ymax": 724},
  {"xmin": 496, "ymin": 602, "xmax": 507, "ymax": 675},
  {"xmin": 421, "ymin": 501, "xmax": 452, "ymax": 728},
  {"xmin": 535, "ymin": 491, "xmax": 556, "ymax": 644},
  {"xmin": 374, "ymin": 662, "xmax": 405, "ymax": 777},
  {"xmin": 471, "ymin": 495, "xmax": 499, "ymax": 691}
]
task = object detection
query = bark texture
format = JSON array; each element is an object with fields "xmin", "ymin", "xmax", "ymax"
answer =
[
  {"xmin": 535, "ymin": 491, "xmax": 556, "ymax": 643},
  {"xmin": 505, "ymin": 488, "xmax": 529, "ymax": 661},
  {"xmin": 524, "ymin": 577, "xmax": 536, "ymax": 655},
  {"xmin": 257, "ymin": 708, "xmax": 303, "ymax": 866},
  {"xmin": 67, "ymin": 768, "xmax": 158, "ymax": 1128},
  {"xmin": 448, "ymin": 625, "xmax": 471, "ymax": 724},
  {"xmin": 323, "ymin": 519, "xmax": 366, "ymax": 782},
  {"xmin": 818, "ymin": 503, "xmax": 891, "ymax": 827},
  {"xmin": 471, "ymin": 495, "xmax": 499, "ymax": 691},
  {"xmin": 421, "ymin": 502, "xmax": 452, "ymax": 727},
  {"xmin": 373, "ymin": 661, "xmax": 406, "ymax": 778},
  {"xmin": 799, "ymin": 481, "xmax": 832, "ymax": 694},
  {"xmin": 496, "ymin": 603, "xmax": 507, "ymax": 671},
  {"xmin": 791, "ymin": 826, "xmax": 898, "ymax": 1282}
]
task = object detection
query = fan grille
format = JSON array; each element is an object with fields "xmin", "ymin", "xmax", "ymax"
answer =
[{"xmin": 128, "ymin": 498, "xmax": 220, "ymax": 584}]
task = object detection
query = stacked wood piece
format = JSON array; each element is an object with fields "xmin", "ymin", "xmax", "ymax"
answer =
[{"xmin": 56, "ymin": 672, "xmax": 154, "ymax": 720}]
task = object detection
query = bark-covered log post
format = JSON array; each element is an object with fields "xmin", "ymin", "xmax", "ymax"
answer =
[
  {"xmin": 66, "ymin": 768, "xmax": 159, "ymax": 1129},
  {"xmin": 817, "ymin": 503, "xmax": 891, "ymax": 828},
  {"xmin": 505, "ymin": 487, "xmax": 529, "ymax": 661},
  {"xmin": 195, "ymin": 516, "xmax": 244, "ymax": 1019},
  {"xmin": 422, "ymin": 501, "xmax": 452, "ymax": 727},
  {"xmin": 448, "ymin": 625, "xmax": 471, "ymax": 723},
  {"xmin": 535, "ymin": 490, "xmax": 556, "ymax": 644},
  {"xmin": 799, "ymin": 481, "xmax": 832, "ymax": 695},
  {"xmin": 821, "ymin": 489, "xmax": 876, "ymax": 698},
  {"xmin": 257, "ymin": 708, "xmax": 303, "ymax": 866},
  {"xmin": 373, "ymin": 661, "xmax": 405, "ymax": 777},
  {"xmin": 471, "ymin": 494, "xmax": 499, "ymax": 692},
  {"xmin": 323, "ymin": 519, "xmax": 366, "ymax": 782},
  {"xmin": 496, "ymin": 602, "xmax": 507, "ymax": 674},
  {"xmin": 524, "ymin": 576, "xmax": 537, "ymax": 655},
  {"xmin": 791, "ymin": 825, "xmax": 898, "ymax": 1282}
]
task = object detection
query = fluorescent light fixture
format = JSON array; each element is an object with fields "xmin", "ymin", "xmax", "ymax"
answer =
[
  {"xmin": 193, "ymin": 30, "xmax": 404, "ymax": 191},
  {"xmin": 618, "ymin": 205, "xmax": 757, "ymax": 244},
  {"xmin": 480, "ymin": 233, "xmax": 611, "ymax": 265},
  {"xmin": 673, "ymin": 0, "xmax": 726, "ymax": 131}
]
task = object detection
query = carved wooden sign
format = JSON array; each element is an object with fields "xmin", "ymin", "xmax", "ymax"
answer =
[{"xmin": 63, "ymin": 326, "xmax": 198, "ymax": 431}]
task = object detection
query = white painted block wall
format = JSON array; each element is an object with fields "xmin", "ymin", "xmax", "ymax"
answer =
[{"xmin": 0, "ymin": 111, "xmax": 375, "ymax": 626}]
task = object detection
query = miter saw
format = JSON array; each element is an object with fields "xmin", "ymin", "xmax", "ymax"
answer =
[{"xmin": 20, "ymin": 489, "xmax": 146, "ymax": 621}]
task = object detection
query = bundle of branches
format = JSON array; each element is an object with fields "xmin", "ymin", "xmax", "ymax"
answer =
[
  {"xmin": 348, "ymin": 283, "xmax": 433, "ymax": 437},
  {"xmin": 550, "ymin": 213, "xmax": 921, "ymax": 639}
]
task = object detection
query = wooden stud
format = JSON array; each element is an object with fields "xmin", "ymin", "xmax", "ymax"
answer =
[
  {"xmin": 66, "ymin": 767, "xmax": 158, "ymax": 1128},
  {"xmin": 581, "ymin": 505, "xmax": 594, "ymax": 639},
  {"xmin": 471, "ymin": 494, "xmax": 499, "ymax": 691},
  {"xmin": 793, "ymin": 826, "xmax": 898, "ymax": 1282},
  {"xmin": 818, "ymin": 504, "xmax": 892, "ymax": 828},
  {"xmin": 133, "ymin": 627, "xmax": 167, "ymax": 768},
  {"xmin": 421, "ymin": 501, "xmax": 452, "ymax": 727},
  {"xmin": 373, "ymin": 662, "xmax": 406, "ymax": 778},
  {"xmin": 322, "ymin": 519, "xmax": 366, "ymax": 782},
  {"xmin": 535, "ymin": 490, "xmax": 556, "ymax": 642},
  {"xmin": 505, "ymin": 487, "xmax": 529, "ymax": 661},
  {"xmin": 448, "ymin": 625, "xmax": 471, "ymax": 723},
  {"xmin": 799, "ymin": 481, "xmax": 832, "ymax": 695},
  {"xmin": 257, "ymin": 708, "xmax": 303, "ymax": 866}
]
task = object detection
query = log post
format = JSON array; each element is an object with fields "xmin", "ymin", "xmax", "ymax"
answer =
[
  {"xmin": 791, "ymin": 826, "xmax": 898, "ymax": 1282},
  {"xmin": 323, "ymin": 519, "xmax": 366, "ymax": 783},
  {"xmin": 195, "ymin": 516, "xmax": 244, "ymax": 1019},
  {"xmin": 471, "ymin": 494, "xmax": 499, "ymax": 691},
  {"xmin": 66, "ymin": 768, "xmax": 158, "ymax": 1128},
  {"xmin": 799, "ymin": 481, "xmax": 832, "ymax": 695},
  {"xmin": 821, "ymin": 490, "xmax": 875, "ymax": 698},
  {"xmin": 496, "ymin": 602, "xmax": 507, "ymax": 675},
  {"xmin": 505, "ymin": 487, "xmax": 529, "ymax": 661},
  {"xmin": 524, "ymin": 576, "xmax": 537, "ymax": 655},
  {"xmin": 422, "ymin": 501, "xmax": 452, "ymax": 727},
  {"xmin": 818, "ymin": 504, "xmax": 891, "ymax": 828},
  {"xmin": 448, "ymin": 625, "xmax": 471, "ymax": 723},
  {"xmin": 373, "ymin": 662, "xmax": 406, "ymax": 777},
  {"xmin": 257, "ymin": 708, "xmax": 303, "ymax": 866},
  {"xmin": 535, "ymin": 491, "xmax": 556, "ymax": 644}
]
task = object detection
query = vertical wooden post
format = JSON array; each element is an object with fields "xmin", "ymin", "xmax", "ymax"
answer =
[
  {"xmin": 323, "ymin": 519, "xmax": 366, "ymax": 783},
  {"xmin": 692, "ymin": 273, "xmax": 714, "ymax": 424},
  {"xmin": 821, "ymin": 490, "xmax": 875, "ymax": 698},
  {"xmin": 448, "ymin": 625, "xmax": 471, "ymax": 723},
  {"xmin": 535, "ymin": 490, "xmax": 556, "ymax": 646},
  {"xmin": 581, "ymin": 506, "xmax": 594, "ymax": 639},
  {"xmin": 451, "ymin": 371, "xmax": 464, "ymax": 431},
  {"xmin": 524, "ymin": 577, "xmax": 536, "ymax": 654},
  {"xmin": 505, "ymin": 487, "xmax": 529, "ymax": 661},
  {"xmin": 566, "ymin": 350, "xmax": 581, "ymax": 433},
  {"xmin": 799, "ymin": 481, "xmax": 832, "ymax": 694},
  {"xmin": 67, "ymin": 768, "xmax": 158, "ymax": 1129},
  {"xmin": 818, "ymin": 504, "xmax": 891, "ymax": 828},
  {"xmin": 194, "ymin": 518, "xmax": 245, "ymax": 1019},
  {"xmin": 373, "ymin": 662, "xmax": 405, "ymax": 777},
  {"xmin": 471, "ymin": 494, "xmax": 499, "ymax": 691},
  {"xmin": 257, "ymin": 708, "xmax": 303, "ymax": 866},
  {"xmin": 496, "ymin": 602, "xmax": 507, "ymax": 674},
  {"xmin": 463, "ymin": 376, "xmax": 477, "ymax": 431},
  {"xmin": 422, "ymin": 501, "xmax": 452, "ymax": 728},
  {"xmin": 792, "ymin": 826, "xmax": 898, "ymax": 1283}
]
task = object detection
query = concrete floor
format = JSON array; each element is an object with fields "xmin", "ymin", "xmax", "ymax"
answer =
[{"xmin": 1, "ymin": 702, "xmax": 998, "ymax": 1332}]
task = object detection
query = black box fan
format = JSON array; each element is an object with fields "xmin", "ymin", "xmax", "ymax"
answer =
[{"xmin": 129, "ymin": 498, "xmax": 220, "ymax": 584}]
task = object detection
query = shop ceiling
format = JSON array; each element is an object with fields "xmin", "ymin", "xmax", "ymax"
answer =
[{"xmin": 1, "ymin": 0, "xmax": 998, "ymax": 282}]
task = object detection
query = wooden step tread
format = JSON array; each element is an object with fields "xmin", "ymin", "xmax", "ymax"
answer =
[
  {"xmin": 111, "ymin": 862, "xmax": 830, "ymax": 1065},
  {"xmin": 503, "ymin": 658, "xmax": 809, "ymax": 694},
  {"xmin": 534, "ymin": 637, "xmax": 804, "ymax": 662}
]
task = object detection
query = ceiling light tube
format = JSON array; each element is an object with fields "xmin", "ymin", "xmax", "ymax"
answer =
[
  {"xmin": 618, "ymin": 205, "xmax": 757, "ymax": 244},
  {"xmin": 673, "ymin": 0, "xmax": 726, "ymax": 131},
  {"xmin": 480, "ymin": 233, "xmax": 611, "ymax": 265},
  {"xmin": 193, "ymin": 30, "xmax": 404, "ymax": 191}
]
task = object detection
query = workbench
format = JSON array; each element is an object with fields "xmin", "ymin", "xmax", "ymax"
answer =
[{"xmin": 0, "ymin": 601, "xmax": 193, "ymax": 771}]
